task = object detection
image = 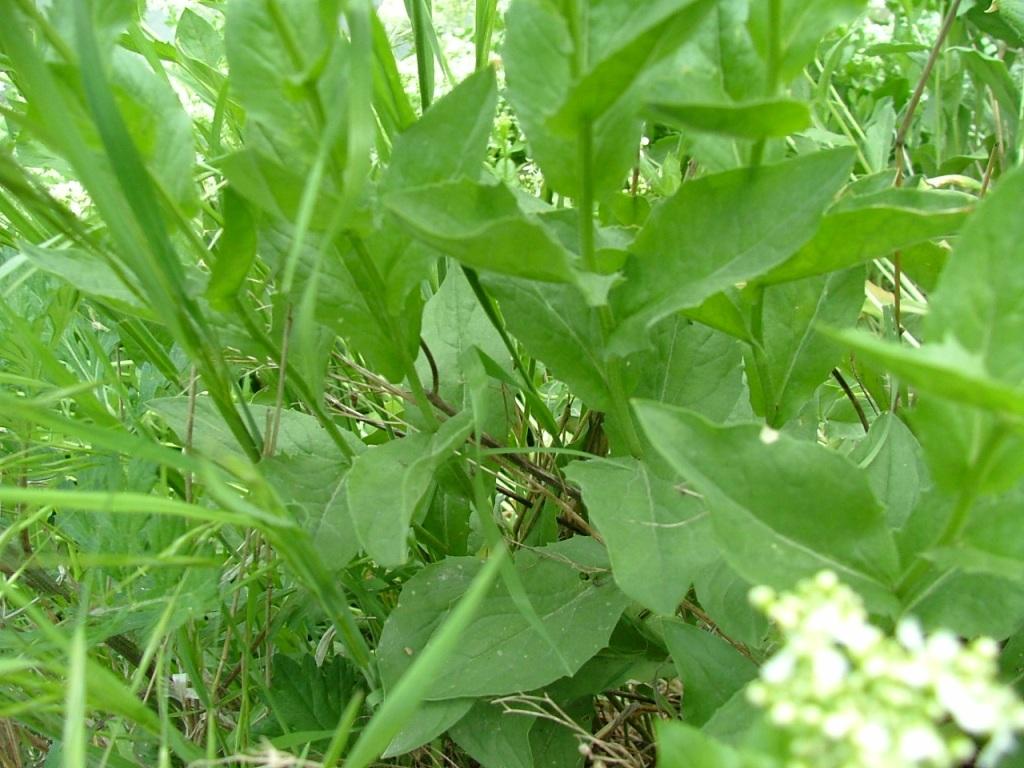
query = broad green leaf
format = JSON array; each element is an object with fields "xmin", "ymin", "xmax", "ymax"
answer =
[
  {"xmin": 416, "ymin": 269, "xmax": 511, "ymax": 435},
  {"xmin": 922, "ymin": 489, "xmax": 1024, "ymax": 590},
  {"xmin": 503, "ymin": 0, "xmax": 641, "ymax": 199},
  {"xmin": 217, "ymin": 148, "xmax": 340, "ymax": 225},
  {"xmin": 384, "ymin": 179, "xmax": 576, "ymax": 282},
  {"xmin": 176, "ymin": 8, "xmax": 224, "ymax": 68},
  {"xmin": 655, "ymin": 721, "xmax": 743, "ymax": 768},
  {"xmin": 648, "ymin": 98, "xmax": 811, "ymax": 139},
  {"xmin": 547, "ymin": 0, "xmax": 716, "ymax": 131},
  {"xmin": 827, "ymin": 330, "xmax": 1024, "ymax": 419},
  {"xmin": 910, "ymin": 399, "xmax": 1024, "ymax": 496},
  {"xmin": 610, "ymin": 149, "xmax": 855, "ymax": 355},
  {"xmin": 631, "ymin": 317, "xmax": 747, "ymax": 422},
  {"xmin": 382, "ymin": 699, "xmax": 474, "ymax": 757},
  {"xmin": 662, "ymin": 620, "xmax": 757, "ymax": 727},
  {"xmin": 530, "ymin": 707, "xmax": 590, "ymax": 768},
  {"xmin": 634, "ymin": 402, "xmax": 901, "ymax": 613},
  {"xmin": 748, "ymin": 268, "xmax": 866, "ymax": 427},
  {"xmin": 927, "ymin": 167, "xmax": 1024, "ymax": 383},
  {"xmin": 566, "ymin": 458, "xmax": 714, "ymax": 615},
  {"xmin": 48, "ymin": 0, "xmax": 136, "ymax": 51},
  {"xmin": 262, "ymin": 656, "xmax": 359, "ymax": 735},
  {"xmin": 377, "ymin": 538, "xmax": 629, "ymax": 699},
  {"xmin": 651, "ymin": 0, "xmax": 765, "ymax": 172},
  {"xmin": 110, "ymin": 50, "xmax": 199, "ymax": 215},
  {"xmin": 763, "ymin": 188, "xmax": 973, "ymax": 283},
  {"xmin": 261, "ymin": 226, "xmax": 420, "ymax": 383},
  {"xmin": 694, "ymin": 560, "xmax": 769, "ymax": 649},
  {"xmin": 851, "ymin": 414, "xmax": 929, "ymax": 530},
  {"xmin": 747, "ymin": 0, "xmax": 868, "ymax": 83},
  {"xmin": 960, "ymin": 48, "xmax": 1020, "ymax": 148},
  {"xmin": 149, "ymin": 396, "xmax": 343, "ymax": 459},
  {"xmin": 261, "ymin": 449, "xmax": 362, "ymax": 570},
  {"xmin": 449, "ymin": 700, "xmax": 535, "ymax": 768},
  {"xmin": 906, "ymin": 570, "xmax": 1024, "ymax": 640},
  {"xmin": 20, "ymin": 243, "xmax": 145, "ymax": 311},
  {"xmin": 483, "ymin": 276, "xmax": 612, "ymax": 412},
  {"xmin": 964, "ymin": 0, "xmax": 1024, "ymax": 46},
  {"xmin": 682, "ymin": 290, "xmax": 754, "ymax": 342},
  {"xmin": 383, "ymin": 67, "xmax": 498, "ymax": 191},
  {"xmin": 224, "ymin": 0, "xmax": 332, "ymax": 161},
  {"xmin": 345, "ymin": 411, "xmax": 475, "ymax": 567},
  {"xmin": 344, "ymin": 548, "xmax": 507, "ymax": 768}
]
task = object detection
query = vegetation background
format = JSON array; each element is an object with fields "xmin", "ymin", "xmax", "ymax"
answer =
[{"xmin": 1, "ymin": 0, "xmax": 1023, "ymax": 766}]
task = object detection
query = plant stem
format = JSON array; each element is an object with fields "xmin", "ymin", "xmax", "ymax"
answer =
[
  {"xmin": 890, "ymin": 0, "xmax": 962, "ymax": 338},
  {"xmin": 577, "ymin": 118, "xmax": 645, "ymax": 457}
]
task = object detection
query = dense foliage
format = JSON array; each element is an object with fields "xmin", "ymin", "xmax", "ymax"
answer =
[{"xmin": 1, "ymin": 0, "xmax": 1023, "ymax": 766}]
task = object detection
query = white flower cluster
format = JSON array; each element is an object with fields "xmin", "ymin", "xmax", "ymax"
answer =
[
  {"xmin": 32, "ymin": 169, "xmax": 92, "ymax": 218},
  {"xmin": 747, "ymin": 571, "xmax": 1024, "ymax": 768}
]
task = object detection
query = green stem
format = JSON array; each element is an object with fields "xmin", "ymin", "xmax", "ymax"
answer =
[{"xmin": 577, "ymin": 118, "xmax": 644, "ymax": 457}]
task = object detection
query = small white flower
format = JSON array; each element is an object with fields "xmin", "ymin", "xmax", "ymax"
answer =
[
  {"xmin": 771, "ymin": 700, "xmax": 798, "ymax": 725},
  {"xmin": 898, "ymin": 725, "xmax": 945, "ymax": 762},
  {"xmin": 896, "ymin": 617, "xmax": 925, "ymax": 651},
  {"xmin": 853, "ymin": 721, "xmax": 891, "ymax": 754},
  {"xmin": 762, "ymin": 650, "xmax": 797, "ymax": 684},
  {"xmin": 810, "ymin": 647, "xmax": 848, "ymax": 696}
]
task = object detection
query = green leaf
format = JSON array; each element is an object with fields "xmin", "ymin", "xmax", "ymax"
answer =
[
  {"xmin": 906, "ymin": 570, "xmax": 1024, "ymax": 640},
  {"xmin": 655, "ymin": 721, "xmax": 743, "ymax": 768},
  {"xmin": 693, "ymin": 560, "xmax": 769, "ymax": 649},
  {"xmin": 634, "ymin": 402, "xmax": 901, "ymax": 613},
  {"xmin": 449, "ymin": 700, "xmax": 535, "ymax": 768},
  {"xmin": 503, "ymin": 0, "xmax": 642, "ymax": 199},
  {"xmin": 385, "ymin": 179, "xmax": 576, "ymax": 282},
  {"xmin": 748, "ymin": 0, "xmax": 869, "ymax": 83},
  {"xmin": 383, "ymin": 66, "xmax": 498, "ymax": 191},
  {"xmin": 345, "ymin": 411, "xmax": 475, "ymax": 567},
  {"xmin": 263, "ymin": 655, "xmax": 359, "ymax": 735},
  {"xmin": 609, "ymin": 149, "xmax": 855, "ymax": 355},
  {"xmin": 850, "ymin": 414, "xmax": 929, "ymax": 530},
  {"xmin": 749, "ymin": 268, "xmax": 866, "ymax": 427},
  {"xmin": 566, "ymin": 458, "xmax": 714, "ymax": 615},
  {"xmin": 344, "ymin": 548, "xmax": 507, "ymax": 768},
  {"xmin": 382, "ymin": 699, "xmax": 474, "ymax": 757},
  {"xmin": 547, "ymin": 0, "xmax": 716, "ymax": 131},
  {"xmin": 206, "ymin": 187, "xmax": 258, "ymax": 310},
  {"xmin": 662, "ymin": 620, "xmax": 757, "ymax": 727},
  {"xmin": 224, "ymin": 0, "xmax": 331, "ymax": 161},
  {"xmin": 261, "ymin": 226, "xmax": 421, "ymax": 383},
  {"xmin": 377, "ymin": 538, "xmax": 629, "ymax": 699},
  {"xmin": 20, "ymin": 243, "xmax": 146, "ymax": 311},
  {"xmin": 927, "ymin": 167, "xmax": 1024, "ymax": 384},
  {"xmin": 110, "ymin": 50, "xmax": 199, "ymax": 215},
  {"xmin": 261, "ymin": 449, "xmax": 361, "ymax": 571},
  {"xmin": 630, "ymin": 317, "xmax": 747, "ymax": 422},
  {"xmin": 416, "ymin": 269, "xmax": 511, "ymax": 434},
  {"xmin": 826, "ymin": 330, "xmax": 1024, "ymax": 418},
  {"xmin": 483, "ymin": 276, "xmax": 612, "ymax": 412},
  {"xmin": 149, "ymin": 396, "xmax": 339, "ymax": 459},
  {"xmin": 763, "ymin": 188, "xmax": 973, "ymax": 284},
  {"xmin": 176, "ymin": 8, "xmax": 224, "ymax": 67},
  {"xmin": 648, "ymin": 98, "xmax": 811, "ymax": 139},
  {"xmin": 964, "ymin": 0, "xmax": 1024, "ymax": 46},
  {"xmin": 217, "ymin": 149, "xmax": 340, "ymax": 224}
]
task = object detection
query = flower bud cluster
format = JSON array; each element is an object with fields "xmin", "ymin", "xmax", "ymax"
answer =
[{"xmin": 746, "ymin": 571, "xmax": 1024, "ymax": 768}]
